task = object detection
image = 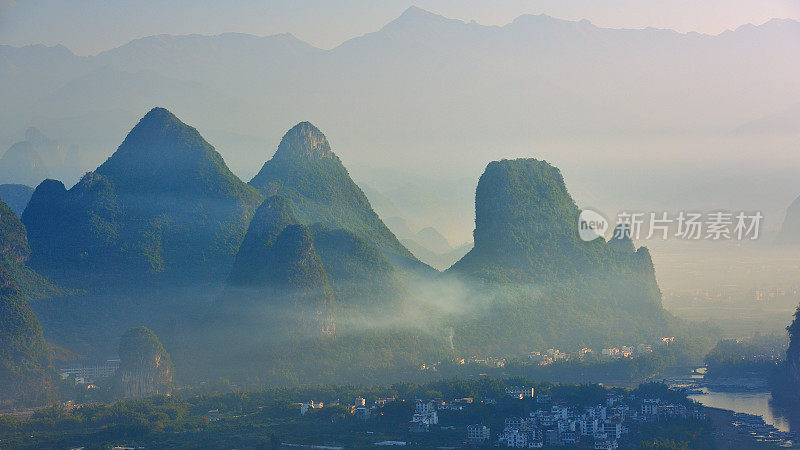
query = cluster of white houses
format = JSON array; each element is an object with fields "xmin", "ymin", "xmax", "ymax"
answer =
[
  {"xmin": 465, "ymin": 340, "xmax": 671, "ymax": 369},
  {"xmin": 470, "ymin": 394, "xmax": 705, "ymax": 448},
  {"xmin": 528, "ymin": 343, "xmax": 657, "ymax": 366},
  {"xmin": 298, "ymin": 396, "xmax": 391, "ymax": 420},
  {"xmin": 409, "ymin": 399, "xmax": 440, "ymax": 432}
]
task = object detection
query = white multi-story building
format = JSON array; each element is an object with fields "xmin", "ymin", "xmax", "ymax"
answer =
[
  {"xmin": 355, "ymin": 406, "xmax": 370, "ymax": 420},
  {"xmin": 636, "ymin": 344, "xmax": 653, "ymax": 354},
  {"xmin": 603, "ymin": 420, "xmax": 622, "ymax": 439},
  {"xmin": 602, "ymin": 348, "xmax": 620, "ymax": 358},
  {"xmin": 552, "ymin": 405, "xmax": 569, "ymax": 420},
  {"xmin": 467, "ymin": 424, "xmax": 490, "ymax": 443},
  {"xmin": 641, "ymin": 399, "xmax": 660, "ymax": 415},
  {"xmin": 580, "ymin": 418, "xmax": 600, "ymax": 436},
  {"xmin": 467, "ymin": 424, "xmax": 490, "ymax": 444},
  {"xmin": 504, "ymin": 429, "xmax": 527, "ymax": 448},
  {"xmin": 586, "ymin": 405, "xmax": 607, "ymax": 420},
  {"xmin": 611, "ymin": 405, "xmax": 629, "ymax": 422},
  {"xmin": 505, "ymin": 417, "xmax": 524, "ymax": 430},
  {"xmin": 412, "ymin": 400, "xmax": 438, "ymax": 426}
]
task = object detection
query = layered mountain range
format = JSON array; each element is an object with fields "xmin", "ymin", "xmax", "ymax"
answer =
[
  {"xmin": 15, "ymin": 107, "xmax": 688, "ymax": 386},
  {"xmin": 2, "ymin": 7, "xmax": 799, "ymax": 178},
  {"xmin": 0, "ymin": 128, "xmax": 82, "ymax": 188},
  {"xmin": 0, "ymin": 184, "xmax": 34, "ymax": 217}
]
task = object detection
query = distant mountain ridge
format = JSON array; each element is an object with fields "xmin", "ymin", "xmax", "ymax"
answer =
[
  {"xmin": 0, "ymin": 141, "xmax": 50, "ymax": 187},
  {"xmin": 0, "ymin": 127, "xmax": 83, "ymax": 187},
  {"xmin": 2, "ymin": 8, "xmax": 798, "ymax": 173},
  {"xmin": 0, "ymin": 184, "xmax": 34, "ymax": 216}
]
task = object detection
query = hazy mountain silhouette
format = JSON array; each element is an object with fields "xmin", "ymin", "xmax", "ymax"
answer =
[
  {"xmin": 0, "ymin": 184, "xmax": 34, "ymax": 216},
  {"xmin": 0, "ymin": 141, "xmax": 50, "ymax": 187},
  {"xmin": 2, "ymin": 8, "xmax": 798, "ymax": 177}
]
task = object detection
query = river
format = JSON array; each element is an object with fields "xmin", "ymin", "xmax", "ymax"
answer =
[
  {"xmin": 683, "ymin": 367, "xmax": 792, "ymax": 433},
  {"xmin": 689, "ymin": 389, "xmax": 792, "ymax": 433}
]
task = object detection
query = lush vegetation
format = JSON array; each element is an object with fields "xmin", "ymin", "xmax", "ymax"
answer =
[
  {"xmin": 0, "ymin": 198, "xmax": 61, "ymax": 407},
  {"xmin": 22, "ymin": 107, "xmax": 263, "ymax": 281},
  {"xmin": 7, "ymin": 112, "xmax": 718, "ymax": 404},
  {"xmin": 115, "ymin": 327, "xmax": 174, "ymax": 399},
  {"xmin": 770, "ymin": 306, "xmax": 800, "ymax": 407},
  {"xmin": 0, "ymin": 378, "xmax": 712, "ymax": 449},
  {"xmin": 0, "ymin": 263, "xmax": 60, "ymax": 408},
  {"xmin": 704, "ymin": 337, "xmax": 783, "ymax": 377},
  {"xmin": 446, "ymin": 159, "xmax": 705, "ymax": 353},
  {"xmin": 249, "ymin": 121, "xmax": 424, "ymax": 270}
]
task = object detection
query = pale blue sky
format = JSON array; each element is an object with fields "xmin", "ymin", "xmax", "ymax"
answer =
[{"xmin": 1, "ymin": 0, "xmax": 799, "ymax": 55}]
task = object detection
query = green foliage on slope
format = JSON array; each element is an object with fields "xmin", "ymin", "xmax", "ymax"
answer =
[
  {"xmin": 115, "ymin": 326, "xmax": 174, "ymax": 399},
  {"xmin": 447, "ymin": 158, "xmax": 688, "ymax": 352},
  {"xmin": 0, "ymin": 270, "xmax": 59, "ymax": 407},
  {"xmin": 22, "ymin": 108, "xmax": 263, "ymax": 281},
  {"xmin": 0, "ymin": 198, "xmax": 59, "ymax": 407},
  {"xmin": 249, "ymin": 122, "xmax": 425, "ymax": 272}
]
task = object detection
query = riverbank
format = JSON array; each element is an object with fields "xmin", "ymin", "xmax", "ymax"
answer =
[{"xmin": 706, "ymin": 407, "xmax": 796, "ymax": 448}]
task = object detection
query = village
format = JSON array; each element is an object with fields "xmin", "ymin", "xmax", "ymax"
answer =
[{"xmin": 290, "ymin": 382, "xmax": 708, "ymax": 448}]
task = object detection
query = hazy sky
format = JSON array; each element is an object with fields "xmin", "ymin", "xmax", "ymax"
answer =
[{"xmin": 1, "ymin": 0, "xmax": 799, "ymax": 55}]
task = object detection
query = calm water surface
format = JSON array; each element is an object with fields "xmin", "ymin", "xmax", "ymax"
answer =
[{"xmin": 689, "ymin": 389, "xmax": 791, "ymax": 432}]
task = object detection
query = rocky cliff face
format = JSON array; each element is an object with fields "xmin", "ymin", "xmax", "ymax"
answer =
[{"xmin": 116, "ymin": 327, "xmax": 173, "ymax": 399}]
